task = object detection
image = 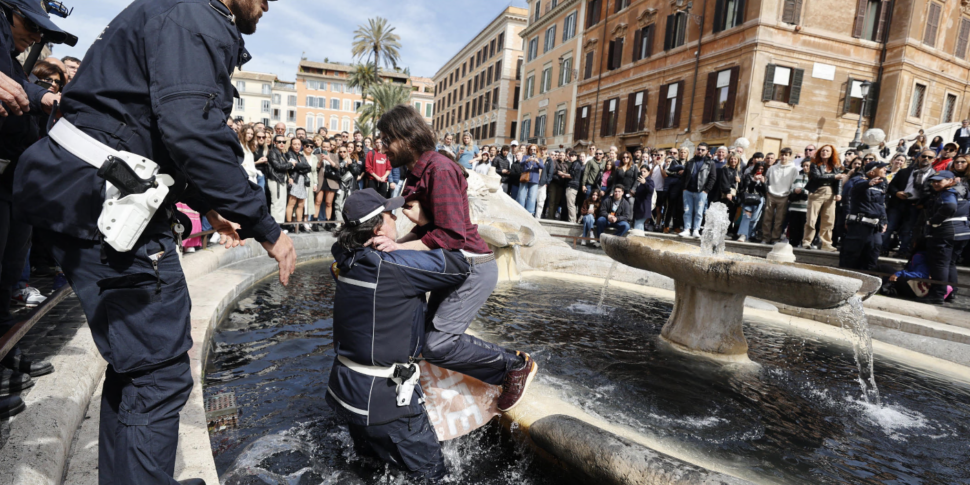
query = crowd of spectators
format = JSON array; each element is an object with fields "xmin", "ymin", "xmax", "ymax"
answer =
[{"xmin": 442, "ymin": 127, "xmax": 968, "ymax": 305}]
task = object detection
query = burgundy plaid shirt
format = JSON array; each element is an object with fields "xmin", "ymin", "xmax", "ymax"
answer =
[{"xmin": 402, "ymin": 151, "xmax": 491, "ymax": 254}]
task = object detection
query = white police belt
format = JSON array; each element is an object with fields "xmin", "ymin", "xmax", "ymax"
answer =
[
  {"xmin": 846, "ymin": 214, "xmax": 880, "ymax": 226},
  {"xmin": 930, "ymin": 217, "xmax": 968, "ymax": 228},
  {"xmin": 49, "ymin": 120, "xmax": 174, "ymax": 252},
  {"xmin": 337, "ymin": 355, "xmax": 420, "ymax": 407}
]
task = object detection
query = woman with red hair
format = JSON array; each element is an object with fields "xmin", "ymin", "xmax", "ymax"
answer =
[{"xmin": 800, "ymin": 145, "xmax": 846, "ymax": 250}]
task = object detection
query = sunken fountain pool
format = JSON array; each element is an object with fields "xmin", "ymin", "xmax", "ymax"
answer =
[{"xmin": 203, "ymin": 262, "xmax": 970, "ymax": 484}]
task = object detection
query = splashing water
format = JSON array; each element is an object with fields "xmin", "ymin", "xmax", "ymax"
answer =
[
  {"xmin": 597, "ymin": 261, "xmax": 619, "ymax": 310},
  {"xmin": 700, "ymin": 202, "xmax": 730, "ymax": 256},
  {"xmin": 837, "ymin": 297, "xmax": 880, "ymax": 405}
]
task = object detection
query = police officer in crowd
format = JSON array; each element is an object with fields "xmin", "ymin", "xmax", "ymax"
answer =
[
  {"xmin": 0, "ymin": 0, "xmax": 73, "ymax": 419},
  {"xmin": 13, "ymin": 0, "xmax": 296, "ymax": 483},
  {"xmin": 839, "ymin": 161, "xmax": 889, "ymax": 271},
  {"xmin": 922, "ymin": 170, "xmax": 970, "ymax": 304},
  {"xmin": 328, "ymin": 189, "xmax": 470, "ymax": 481}
]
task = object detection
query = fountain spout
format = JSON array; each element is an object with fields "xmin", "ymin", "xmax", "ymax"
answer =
[{"xmin": 600, "ymin": 226, "xmax": 880, "ymax": 361}]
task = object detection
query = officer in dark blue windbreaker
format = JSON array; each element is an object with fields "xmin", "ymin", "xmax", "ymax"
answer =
[
  {"xmin": 923, "ymin": 170, "xmax": 970, "ymax": 304},
  {"xmin": 0, "ymin": 0, "xmax": 74, "ymax": 420},
  {"xmin": 839, "ymin": 161, "xmax": 889, "ymax": 271},
  {"xmin": 328, "ymin": 189, "xmax": 470, "ymax": 482},
  {"xmin": 12, "ymin": 1, "xmax": 296, "ymax": 484}
]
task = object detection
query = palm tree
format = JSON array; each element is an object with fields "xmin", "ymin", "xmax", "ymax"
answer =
[
  {"xmin": 355, "ymin": 119, "xmax": 374, "ymax": 138},
  {"xmin": 356, "ymin": 83, "xmax": 412, "ymax": 130},
  {"xmin": 348, "ymin": 62, "xmax": 377, "ymax": 102},
  {"xmin": 351, "ymin": 17, "xmax": 401, "ymax": 83}
]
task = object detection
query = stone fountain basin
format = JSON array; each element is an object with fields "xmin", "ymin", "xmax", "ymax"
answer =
[{"xmin": 601, "ymin": 235, "xmax": 881, "ymax": 310}]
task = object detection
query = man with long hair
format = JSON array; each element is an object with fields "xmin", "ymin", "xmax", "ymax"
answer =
[{"xmin": 370, "ymin": 105, "xmax": 538, "ymax": 413}]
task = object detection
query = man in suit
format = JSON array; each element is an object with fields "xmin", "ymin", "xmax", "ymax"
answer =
[{"xmin": 954, "ymin": 119, "xmax": 970, "ymax": 155}]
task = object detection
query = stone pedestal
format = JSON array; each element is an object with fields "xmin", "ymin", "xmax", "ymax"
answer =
[{"xmin": 660, "ymin": 281, "xmax": 749, "ymax": 360}]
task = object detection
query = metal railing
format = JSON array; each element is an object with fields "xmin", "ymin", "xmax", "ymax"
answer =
[{"xmin": 0, "ymin": 285, "xmax": 73, "ymax": 361}]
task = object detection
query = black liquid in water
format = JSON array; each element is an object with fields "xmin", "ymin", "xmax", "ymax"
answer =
[
  {"xmin": 203, "ymin": 263, "xmax": 571, "ymax": 485},
  {"xmin": 205, "ymin": 263, "xmax": 970, "ymax": 484}
]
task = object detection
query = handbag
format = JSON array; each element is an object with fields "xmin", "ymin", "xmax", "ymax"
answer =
[
  {"xmin": 519, "ymin": 172, "xmax": 531, "ymax": 183},
  {"xmin": 743, "ymin": 192, "xmax": 761, "ymax": 207}
]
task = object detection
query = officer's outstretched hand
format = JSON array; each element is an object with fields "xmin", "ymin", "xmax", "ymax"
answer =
[
  {"xmin": 262, "ymin": 233, "xmax": 296, "ymax": 286},
  {"xmin": 206, "ymin": 210, "xmax": 245, "ymax": 249},
  {"xmin": 0, "ymin": 71, "xmax": 29, "ymax": 116}
]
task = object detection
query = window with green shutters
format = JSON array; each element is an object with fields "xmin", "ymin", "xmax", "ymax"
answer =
[{"xmin": 762, "ymin": 64, "xmax": 804, "ymax": 105}]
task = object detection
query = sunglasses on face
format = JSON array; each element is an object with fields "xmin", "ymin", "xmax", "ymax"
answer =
[
  {"xmin": 596, "ymin": 152, "xmax": 604, "ymax": 156},
  {"xmin": 920, "ymin": 155, "xmax": 934, "ymax": 159},
  {"xmin": 11, "ymin": 9, "xmax": 41, "ymax": 34},
  {"xmin": 256, "ymin": 135, "xmax": 265, "ymax": 140}
]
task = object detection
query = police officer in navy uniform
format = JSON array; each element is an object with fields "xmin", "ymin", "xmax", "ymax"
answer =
[
  {"xmin": 923, "ymin": 170, "xmax": 970, "ymax": 304},
  {"xmin": 328, "ymin": 189, "xmax": 470, "ymax": 481},
  {"xmin": 12, "ymin": 1, "xmax": 296, "ymax": 483},
  {"xmin": 0, "ymin": 0, "xmax": 73, "ymax": 419},
  {"xmin": 839, "ymin": 160, "xmax": 889, "ymax": 271}
]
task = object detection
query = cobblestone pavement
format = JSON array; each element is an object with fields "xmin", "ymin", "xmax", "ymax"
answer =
[{"xmin": 0, "ymin": 273, "xmax": 88, "ymax": 450}]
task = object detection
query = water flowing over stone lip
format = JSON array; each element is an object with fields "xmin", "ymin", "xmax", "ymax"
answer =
[{"xmin": 600, "ymin": 235, "xmax": 880, "ymax": 309}]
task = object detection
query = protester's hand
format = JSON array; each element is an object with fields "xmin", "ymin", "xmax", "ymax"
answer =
[
  {"xmin": 0, "ymin": 71, "xmax": 29, "ymax": 116},
  {"xmin": 40, "ymin": 92, "xmax": 61, "ymax": 114},
  {"xmin": 256, "ymin": 157, "xmax": 268, "ymax": 165},
  {"xmin": 402, "ymin": 201, "xmax": 429, "ymax": 226},
  {"xmin": 889, "ymin": 274, "xmax": 898, "ymax": 282},
  {"xmin": 366, "ymin": 235, "xmax": 400, "ymax": 252},
  {"xmin": 389, "ymin": 182, "xmax": 396, "ymax": 190},
  {"xmin": 288, "ymin": 178, "xmax": 294, "ymax": 185},
  {"xmin": 205, "ymin": 210, "xmax": 244, "ymax": 249},
  {"xmin": 896, "ymin": 191, "xmax": 908, "ymax": 199},
  {"xmin": 262, "ymin": 232, "xmax": 296, "ymax": 286},
  {"xmin": 835, "ymin": 195, "xmax": 842, "ymax": 202},
  {"xmin": 726, "ymin": 194, "xmax": 733, "ymax": 201},
  {"xmin": 882, "ymin": 224, "xmax": 887, "ymax": 233}
]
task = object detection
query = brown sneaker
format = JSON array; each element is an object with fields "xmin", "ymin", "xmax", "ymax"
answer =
[{"xmin": 497, "ymin": 352, "xmax": 538, "ymax": 412}]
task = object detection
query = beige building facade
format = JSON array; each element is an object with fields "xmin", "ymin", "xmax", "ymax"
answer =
[
  {"xmin": 410, "ymin": 76, "xmax": 436, "ymax": 126},
  {"xmin": 433, "ymin": 6, "xmax": 529, "ymax": 147},
  {"xmin": 231, "ymin": 69, "xmax": 298, "ymax": 134},
  {"xmin": 574, "ymin": 0, "xmax": 970, "ymax": 153},
  {"xmin": 516, "ymin": 0, "xmax": 589, "ymax": 148}
]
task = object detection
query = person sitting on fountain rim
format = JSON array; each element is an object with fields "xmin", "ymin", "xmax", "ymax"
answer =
[
  {"xmin": 838, "ymin": 160, "xmax": 889, "ymax": 271},
  {"xmin": 368, "ymin": 105, "xmax": 538, "ymax": 414},
  {"xmin": 922, "ymin": 170, "xmax": 970, "ymax": 304},
  {"xmin": 595, "ymin": 185, "xmax": 633, "ymax": 240},
  {"xmin": 327, "ymin": 188, "xmax": 470, "ymax": 482}
]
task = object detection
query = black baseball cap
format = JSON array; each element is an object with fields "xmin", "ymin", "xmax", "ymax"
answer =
[
  {"xmin": 864, "ymin": 161, "xmax": 889, "ymax": 173},
  {"xmin": 929, "ymin": 170, "xmax": 954, "ymax": 181},
  {"xmin": 2, "ymin": 0, "xmax": 77, "ymax": 46},
  {"xmin": 342, "ymin": 188, "xmax": 405, "ymax": 226}
]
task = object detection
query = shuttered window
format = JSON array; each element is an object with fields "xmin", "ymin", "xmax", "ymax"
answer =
[
  {"xmin": 957, "ymin": 18, "xmax": 970, "ymax": 60},
  {"xmin": 910, "ymin": 83, "xmax": 926, "ymax": 118},
  {"xmin": 600, "ymin": 97, "xmax": 619, "ymax": 137},
  {"xmin": 584, "ymin": 51, "xmax": 595, "ymax": 80},
  {"xmin": 713, "ymin": 0, "xmax": 745, "ymax": 34},
  {"xmin": 608, "ymin": 37, "xmax": 624, "ymax": 70},
  {"xmin": 781, "ymin": 0, "xmax": 802, "ymax": 24},
  {"xmin": 656, "ymin": 81, "xmax": 685, "ymax": 130},
  {"xmin": 624, "ymin": 90, "xmax": 648, "ymax": 133},
  {"xmin": 586, "ymin": 0, "xmax": 602, "ymax": 28},
  {"xmin": 575, "ymin": 105, "xmax": 591, "ymax": 140},
  {"xmin": 633, "ymin": 25, "xmax": 655, "ymax": 62},
  {"xmin": 664, "ymin": 13, "xmax": 688, "ymax": 50},
  {"xmin": 703, "ymin": 66, "xmax": 740, "ymax": 123},
  {"xmin": 923, "ymin": 2, "xmax": 942, "ymax": 47},
  {"xmin": 761, "ymin": 64, "xmax": 804, "ymax": 105},
  {"xmin": 842, "ymin": 78, "xmax": 877, "ymax": 116}
]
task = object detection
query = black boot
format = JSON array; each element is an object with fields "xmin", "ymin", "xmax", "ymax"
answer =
[
  {"xmin": 2, "ymin": 351, "xmax": 54, "ymax": 378},
  {"xmin": 0, "ymin": 368, "xmax": 33, "ymax": 396},
  {"xmin": 0, "ymin": 395, "xmax": 25, "ymax": 419}
]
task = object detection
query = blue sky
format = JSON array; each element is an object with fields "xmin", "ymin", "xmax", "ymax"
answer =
[{"xmin": 52, "ymin": 0, "xmax": 527, "ymax": 80}]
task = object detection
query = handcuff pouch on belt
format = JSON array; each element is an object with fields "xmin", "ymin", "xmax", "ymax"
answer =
[{"xmin": 337, "ymin": 354, "xmax": 421, "ymax": 407}]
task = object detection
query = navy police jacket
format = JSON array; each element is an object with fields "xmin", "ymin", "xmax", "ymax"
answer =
[
  {"xmin": 13, "ymin": 0, "xmax": 278, "ymax": 244},
  {"xmin": 0, "ymin": 13, "xmax": 48, "ymax": 200},
  {"xmin": 327, "ymin": 244, "xmax": 470, "ymax": 426},
  {"xmin": 848, "ymin": 178, "xmax": 888, "ymax": 226},
  {"xmin": 925, "ymin": 186, "xmax": 970, "ymax": 241}
]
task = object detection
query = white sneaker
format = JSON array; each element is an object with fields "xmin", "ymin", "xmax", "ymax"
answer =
[
  {"xmin": 691, "ymin": 230, "xmax": 700, "ymax": 238},
  {"xmin": 209, "ymin": 233, "xmax": 221, "ymax": 244},
  {"xmin": 12, "ymin": 287, "xmax": 46, "ymax": 308},
  {"xmin": 303, "ymin": 223, "xmax": 312, "ymax": 231},
  {"xmin": 737, "ymin": 234, "xmax": 747, "ymax": 242},
  {"xmin": 678, "ymin": 230, "xmax": 691, "ymax": 237},
  {"xmin": 184, "ymin": 247, "xmax": 196, "ymax": 253}
]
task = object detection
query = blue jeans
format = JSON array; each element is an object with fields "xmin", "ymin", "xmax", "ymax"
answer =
[
  {"xmin": 257, "ymin": 173, "xmax": 265, "ymax": 191},
  {"xmin": 582, "ymin": 214, "xmax": 596, "ymax": 237},
  {"xmin": 738, "ymin": 199, "xmax": 765, "ymax": 238},
  {"xmin": 634, "ymin": 217, "xmax": 650, "ymax": 230},
  {"xmin": 595, "ymin": 217, "xmax": 631, "ymax": 237},
  {"xmin": 517, "ymin": 182, "xmax": 538, "ymax": 213},
  {"xmin": 510, "ymin": 184, "xmax": 520, "ymax": 200},
  {"xmin": 682, "ymin": 191, "xmax": 708, "ymax": 231}
]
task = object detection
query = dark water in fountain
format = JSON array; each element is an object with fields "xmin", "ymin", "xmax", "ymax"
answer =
[
  {"xmin": 204, "ymin": 262, "xmax": 970, "ymax": 485},
  {"xmin": 203, "ymin": 262, "xmax": 573, "ymax": 485}
]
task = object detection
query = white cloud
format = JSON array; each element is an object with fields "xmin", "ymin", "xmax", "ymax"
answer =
[{"xmin": 49, "ymin": 0, "xmax": 528, "ymax": 80}]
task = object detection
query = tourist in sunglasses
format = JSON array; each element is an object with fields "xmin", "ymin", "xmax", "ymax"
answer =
[
  {"xmin": 265, "ymin": 136, "xmax": 294, "ymax": 224},
  {"xmin": 934, "ymin": 143, "xmax": 959, "ymax": 172}
]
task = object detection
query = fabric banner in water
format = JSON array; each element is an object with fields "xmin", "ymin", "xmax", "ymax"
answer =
[{"xmin": 419, "ymin": 361, "xmax": 501, "ymax": 440}]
